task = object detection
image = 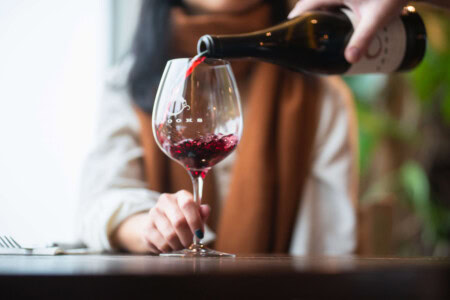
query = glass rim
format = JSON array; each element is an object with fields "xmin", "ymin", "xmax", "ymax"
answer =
[{"xmin": 168, "ymin": 57, "xmax": 231, "ymax": 68}]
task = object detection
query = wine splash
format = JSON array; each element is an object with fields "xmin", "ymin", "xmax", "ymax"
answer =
[{"xmin": 161, "ymin": 51, "xmax": 208, "ymax": 123}]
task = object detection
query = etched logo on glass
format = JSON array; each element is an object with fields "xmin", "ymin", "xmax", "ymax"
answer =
[{"xmin": 167, "ymin": 96, "xmax": 190, "ymax": 117}]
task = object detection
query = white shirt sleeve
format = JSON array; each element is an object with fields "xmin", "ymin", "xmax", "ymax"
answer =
[
  {"xmin": 289, "ymin": 76, "xmax": 358, "ymax": 255},
  {"xmin": 77, "ymin": 60, "xmax": 160, "ymax": 251}
]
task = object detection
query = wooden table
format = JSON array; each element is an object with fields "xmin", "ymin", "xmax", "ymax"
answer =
[{"xmin": 0, "ymin": 255, "xmax": 449, "ymax": 299}]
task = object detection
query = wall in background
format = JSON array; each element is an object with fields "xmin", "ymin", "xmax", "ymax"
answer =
[
  {"xmin": 110, "ymin": 0, "xmax": 141, "ymax": 64},
  {"xmin": 0, "ymin": 0, "xmax": 109, "ymax": 245}
]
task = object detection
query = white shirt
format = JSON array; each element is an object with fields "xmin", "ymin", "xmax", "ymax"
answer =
[{"xmin": 78, "ymin": 59, "xmax": 357, "ymax": 255}]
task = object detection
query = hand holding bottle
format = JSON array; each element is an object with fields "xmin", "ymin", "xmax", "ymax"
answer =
[
  {"xmin": 288, "ymin": 0, "xmax": 410, "ymax": 63},
  {"xmin": 199, "ymin": 5, "xmax": 425, "ymax": 75}
]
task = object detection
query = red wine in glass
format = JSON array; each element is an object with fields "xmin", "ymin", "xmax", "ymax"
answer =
[{"xmin": 160, "ymin": 133, "xmax": 238, "ymax": 179}]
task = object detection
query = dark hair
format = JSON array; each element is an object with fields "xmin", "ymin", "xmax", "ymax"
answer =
[{"xmin": 127, "ymin": 0, "xmax": 289, "ymax": 112}]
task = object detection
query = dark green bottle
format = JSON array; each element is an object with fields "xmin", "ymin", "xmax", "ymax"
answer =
[{"xmin": 197, "ymin": 7, "xmax": 426, "ymax": 74}]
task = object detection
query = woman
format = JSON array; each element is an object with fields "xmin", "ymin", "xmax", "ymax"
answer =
[{"xmin": 78, "ymin": 0, "xmax": 358, "ymax": 255}]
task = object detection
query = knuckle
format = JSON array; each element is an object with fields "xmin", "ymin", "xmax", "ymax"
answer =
[
  {"xmin": 149, "ymin": 248, "xmax": 159, "ymax": 255},
  {"xmin": 166, "ymin": 231, "xmax": 178, "ymax": 244},
  {"xmin": 160, "ymin": 243, "xmax": 171, "ymax": 253},
  {"xmin": 158, "ymin": 193, "xmax": 167, "ymax": 201},
  {"xmin": 160, "ymin": 222, "xmax": 173, "ymax": 236},
  {"xmin": 143, "ymin": 221, "xmax": 153, "ymax": 233},
  {"xmin": 179, "ymin": 199, "xmax": 195, "ymax": 211},
  {"xmin": 177, "ymin": 189, "xmax": 190, "ymax": 196},
  {"xmin": 151, "ymin": 205, "xmax": 163, "ymax": 214},
  {"xmin": 143, "ymin": 236, "xmax": 157, "ymax": 253},
  {"xmin": 143, "ymin": 236, "xmax": 160, "ymax": 254},
  {"xmin": 154, "ymin": 239, "xmax": 167, "ymax": 252},
  {"xmin": 149, "ymin": 227, "xmax": 161, "ymax": 239},
  {"xmin": 159, "ymin": 193, "xmax": 172, "ymax": 204},
  {"xmin": 149, "ymin": 228, "xmax": 171, "ymax": 253},
  {"xmin": 173, "ymin": 215, "xmax": 187, "ymax": 229},
  {"xmin": 154, "ymin": 206, "xmax": 165, "ymax": 216},
  {"xmin": 148, "ymin": 209, "xmax": 158, "ymax": 222},
  {"xmin": 149, "ymin": 207, "xmax": 162, "ymax": 221},
  {"xmin": 149, "ymin": 207, "xmax": 157, "ymax": 216},
  {"xmin": 181, "ymin": 233, "xmax": 193, "ymax": 247},
  {"xmin": 177, "ymin": 190, "xmax": 193, "ymax": 201},
  {"xmin": 160, "ymin": 193, "xmax": 170, "ymax": 199}
]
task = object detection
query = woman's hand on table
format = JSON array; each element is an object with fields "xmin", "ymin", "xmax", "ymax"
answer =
[{"xmin": 111, "ymin": 190, "xmax": 210, "ymax": 254}]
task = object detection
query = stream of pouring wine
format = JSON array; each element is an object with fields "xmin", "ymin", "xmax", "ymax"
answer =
[
  {"xmin": 159, "ymin": 52, "xmax": 208, "ymax": 128},
  {"xmin": 185, "ymin": 51, "xmax": 207, "ymax": 78}
]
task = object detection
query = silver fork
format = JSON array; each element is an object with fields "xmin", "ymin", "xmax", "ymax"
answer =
[
  {"xmin": 0, "ymin": 235, "xmax": 33, "ymax": 254},
  {"xmin": 0, "ymin": 235, "xmax": 22, "ymax": 248},
  {"xmin": 0, "ymin": 235, "xmax": 94, "ymax": 255},
  {"xmin": 0, "ymin": 235, "xmax": 63, "ymax": 255}
]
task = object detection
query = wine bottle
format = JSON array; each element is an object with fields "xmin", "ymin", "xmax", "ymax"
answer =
[{"xmin": 197, "ymin": 6, "xmax": 426, "ymax": 74}]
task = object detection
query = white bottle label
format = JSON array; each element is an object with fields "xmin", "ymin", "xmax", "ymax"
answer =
[{"xmin": 343, "ymin": 9, "xmax": 407, "ymax": 74}]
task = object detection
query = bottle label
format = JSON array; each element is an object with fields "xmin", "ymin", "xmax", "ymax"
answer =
[{"xmin": 342, "ymin": 9, "xmax": 406, "ymax": 74}]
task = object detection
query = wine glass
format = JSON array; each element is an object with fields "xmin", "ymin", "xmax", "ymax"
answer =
[{"xmin": 152, "ymin": 57, "xmax": 243, "ymax": 257}]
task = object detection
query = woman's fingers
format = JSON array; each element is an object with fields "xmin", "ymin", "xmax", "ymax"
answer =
[
  {"xmin": 142, "ymin": 233, "xmax": 160, "ymax": 254},
  {"xmin": 344, "ymin": 12, "xmax": 378, "ymax": 62},
  {"xmin": 144, "ymin": 221, "xmax": 172, "ymax": 253},
  {"xmin": 344, "ymin": 1, "xmax": 406, "ymax": 63},
  {"xmin": 199, "ymin": 204, "xmax": 211, "ymax": 222},
  {"xmin": 162, "ymin": 195, "xmax": 194, "ymax": 248},
  {"xmin": 288, "ymin": 0, "xmax": 409, "ymax": 63},
  {"xmin": 288, "ymin": 0, "xmax": 343, "ymax": 19},
  {"xmin": 176, "ymin": 190, "xmax": 205, "ymax": 239},
  {"xmin": 152, "ymin": 207, "xmax": 184, "ymax": 250}
]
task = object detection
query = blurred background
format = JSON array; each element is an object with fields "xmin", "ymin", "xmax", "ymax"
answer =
[
  {"xmin": 348, "ymin": 3, "xmax": 450, "ymax": 256},
  {"xmin": 0, "ymin": 1, "xmax": 448, "ymax": 255},
  {"xmin": 0, "ymin": 0, "xmax": 140, "ymax": 245}
]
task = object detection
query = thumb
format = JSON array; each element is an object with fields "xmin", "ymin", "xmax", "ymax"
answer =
[
  {"xmin": 199, "ymin": 204, "xmax": 211, "ymax": 222},
  {"xmin": 345, "ymin": 17, "xmax": 380, "ymax": 63}
]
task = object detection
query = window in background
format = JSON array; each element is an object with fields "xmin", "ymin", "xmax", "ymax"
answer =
[
  {"xmin": 0, "ymin": 0, "xmax": 109, "ymax": 245},
  {"xmin": 110, "ymin": 0, "xmax": 141, "ymax": 64}
]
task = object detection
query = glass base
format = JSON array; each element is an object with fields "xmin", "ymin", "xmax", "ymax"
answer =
[{"xmin": 159, "ymin": 243, "xmax": 235, "ymax": 257}]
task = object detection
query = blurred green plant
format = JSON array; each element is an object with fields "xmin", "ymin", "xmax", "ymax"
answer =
[
  {"xmin": 410, "ymin": 9, "xmax": 450, "ymax": 124},
  {"xmin": 344, "ymin": 5, "xmax": 450, "ymax": 255},
  {"xmin": 397, "ymin": 162, "xmax": 450, "ymax": 248}
]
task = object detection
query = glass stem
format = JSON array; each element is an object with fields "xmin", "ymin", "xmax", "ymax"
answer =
[{"xmin": 190, "ymin": 174, "xmax": 204, "ymax": 246}]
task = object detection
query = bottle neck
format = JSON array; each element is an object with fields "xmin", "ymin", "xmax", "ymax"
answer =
[{"xmin": 198, "ymin": 34, "xmax": 262, "ymax": 58}]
